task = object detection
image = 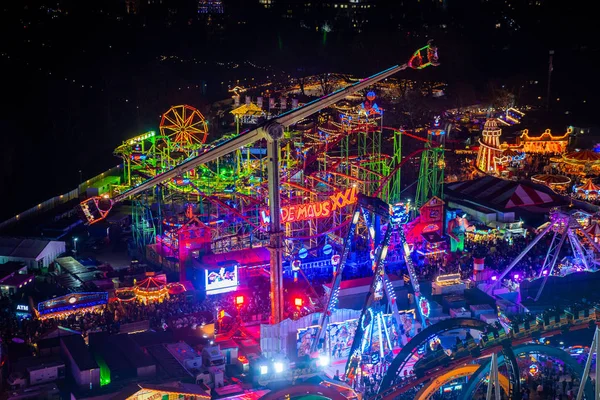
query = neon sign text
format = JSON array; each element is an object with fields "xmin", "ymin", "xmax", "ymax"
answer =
[{"xmin": 281, "ymin": 188, "xmax": 358, "ymax": 224}]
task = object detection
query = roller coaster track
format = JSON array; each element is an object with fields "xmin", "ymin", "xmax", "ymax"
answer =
[{"xmin": 375, "ymin": 317, "xmax": 596, "ymax": 399}]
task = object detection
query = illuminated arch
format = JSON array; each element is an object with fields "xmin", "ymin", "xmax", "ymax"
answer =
[
  {"xmin": 260, "ymin": 384, "xmax": 350, "ymax": 400},
  {"xmin": 460, "ymin": 344, "xmax": 594, "ymax": 400},
  {"xmin": 379, "ymin": 318, "xmax": 494, "ymax": 392},
  {"xmin": 414, "ymin": 365, "xmax": 510, "ymax": 400}
]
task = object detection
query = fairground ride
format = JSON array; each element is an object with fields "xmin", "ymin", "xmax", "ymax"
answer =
[
  {"xmin": 304, "ymin": 192, "xmax": 433, "ymax": 383},
  {"xmin": 107, "ymin": 93, "xmax": 437, "ymax": 260},
  {"xmin": 376, "ymin": 305, "xmax": 600, "ymax": 400},
  {"xmin": 485, "ymin": 209, "xmax": 600, "ymax": 301},
  {"xmin": 77, "ymin": 42, "xmax": 440, "ymax": 324}
]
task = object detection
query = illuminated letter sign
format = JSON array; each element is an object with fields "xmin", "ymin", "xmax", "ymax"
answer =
[{"xmin": 280, "ymin": 188, "xmax": 358, "ymax": 224}]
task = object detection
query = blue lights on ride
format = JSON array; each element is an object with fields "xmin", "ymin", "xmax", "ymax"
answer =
[{"xmin": 391, "ymin": 202, "xmax": 411, "ymax": 225}]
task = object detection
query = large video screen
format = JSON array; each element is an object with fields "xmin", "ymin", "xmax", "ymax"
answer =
[{"xmin": 205, "ymin": 264, "xmax": 239, "ymax": 295}]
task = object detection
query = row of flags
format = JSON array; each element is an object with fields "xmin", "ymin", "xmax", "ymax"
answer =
[{"xmin": 234, "ymin": 95, "xmax": 298, "ymax": 110}]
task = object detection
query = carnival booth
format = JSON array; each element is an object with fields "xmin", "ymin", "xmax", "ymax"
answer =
[
  {"xmin": 573, "ymin": 180, "xmax": 600, "ymax": 201},
  {"xmin": 496, "ymin": 149, "xmax": 525, "ymax": 174},
  {"xmin": 531, "ymin": 174, "xmax": 571, "ymax": 193},
  {"xmin": 516, "ymin": 128, "xmax": 571, "ymax": 154},
  {"xmin": 37, "ymin": 292, "xmax": 108, "ymax": 320}
]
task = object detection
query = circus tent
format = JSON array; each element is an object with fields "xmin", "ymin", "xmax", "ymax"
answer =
[{"xmin": 446, "ymin": 176, "xmax": 565, "ymax": 210}]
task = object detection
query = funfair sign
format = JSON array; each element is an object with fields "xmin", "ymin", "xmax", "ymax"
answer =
[{"xmin": 261, "ymin": 187, "xmax": 359, "ymax": 224}]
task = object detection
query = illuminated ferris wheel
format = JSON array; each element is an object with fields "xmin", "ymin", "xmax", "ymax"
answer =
[{"xmin": 160, "ymin": 105, "xmax": 209, "ymax": 155}]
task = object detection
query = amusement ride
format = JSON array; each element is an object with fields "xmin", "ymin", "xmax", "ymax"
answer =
[{"xmin": 73, "ymin": 41, "xmax": 600, "ymax": 400}]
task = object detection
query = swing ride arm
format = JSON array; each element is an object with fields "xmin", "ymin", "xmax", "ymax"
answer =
[{"xmin": 76, "ymin": 43, "xmax": 439, "ymax": 225}]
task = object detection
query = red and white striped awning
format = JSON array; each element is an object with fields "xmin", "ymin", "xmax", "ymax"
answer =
[
  {"xmin": 585, "ymin": 222, "xmax": 600, "ymax": 236},
  {"xmin": 447, "ymin": 176, "xmax": 562, "ymax": 209}
]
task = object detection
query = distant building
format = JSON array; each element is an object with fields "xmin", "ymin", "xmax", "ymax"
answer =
[
  {"xmin": 259, "ymin": 0, "xmax": 274, "ymax": 8},
  {"xmin": 268, "ymin": 0, "xmax": 376, "ymax": 32},
  {"xmin": 0, "ymin": 262, "xmax": 33, "ymax": 296},
  {"xmin": 7, "ymin": 357, "xmax": 65, "ymax": 389},
  {"xmin": 125, "ymin": 0, "xmax": 140, "ymax": 14},
  {"xmin": 198, "ymin": 0, "xmax": 223, "ymax": 14},
  {"xmin": 0, "ymin": 237, "xmax": 65, "ymax": 270}
]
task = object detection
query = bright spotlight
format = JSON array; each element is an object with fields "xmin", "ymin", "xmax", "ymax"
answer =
[
  {"xmin": 259, "ymin": 365, "xmax": 268, "ymax": 375},
  {"xmin": 318, "ymin": 355, "xmax": 330, "ymax": 367},
  {"xmin": 274, "ymin": 362, "xmax": 284, "ymax": 373}
]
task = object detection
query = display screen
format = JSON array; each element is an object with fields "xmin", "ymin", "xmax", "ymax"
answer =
[
  {"xmin": 205, "ymin": 264, "xmax": 239, "ymax": 295},
  {"xmin": 326, "ymin": 319, "xmax": 358, "ymax": 360}
]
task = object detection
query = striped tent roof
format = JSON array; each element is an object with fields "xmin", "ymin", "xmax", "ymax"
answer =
[
  {"xmin": 562, "ymin": 149, "xmax": 600, "ymax": 164},
  {"xmin": 576, "ymin": 180, "xmax": 600, "ymax": 193},
  {"xmin": 447, "ymin": 176, "xmax": 563, "ymax": 210},
  {"xmin": 531, "ymin": 174, "xmax": 571, "ymax": 185},
  {"xmin": 585, "ymin": 222, "xmax": 600, "ymax": 236}
]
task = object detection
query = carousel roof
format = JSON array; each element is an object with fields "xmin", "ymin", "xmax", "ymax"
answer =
[
  {"xmin": 585, "ymin": 222, "xmax": 600, "ymax": 236},
  {"xmin": 230, "ymin": 102, "xmax": 264, "ymax": 117},
  {"xmin": 531, "ymin": 174, "xmax": 571, "ymax": 185},
  {"xmin": 483, "ymin": 118, "xmax": 500, "ymax": 130},
  {"xmin": 562, "ymin": 150, "xmax": 600, "ymax": 164},
  {"xmin": 136, "ymin": 275, "xmax": 166, "ymax": 291},
  {"xmin": 575, "ymin": 180, "xmax": 600, "ymax": 193},
  {"xmin": 502, "ymin": 149, "xmax": 521, "ymax": 157}
]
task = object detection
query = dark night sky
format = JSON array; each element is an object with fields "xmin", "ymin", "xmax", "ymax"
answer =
[{"xmin": 0, "ymin": 0, "xmax": 598, "ymax": 221}]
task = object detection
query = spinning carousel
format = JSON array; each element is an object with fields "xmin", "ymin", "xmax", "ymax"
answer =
[
  {"xmin": 133, "ymin": 273, "xmax": 169, "ymax": 303},
  {"xmin": 573, "ymin": 180, "xmax": 600, "ymax": 201},
  {"xmin": 531, "ymin": 174, "xmax": 571, "ymax": 193},
  {"xmin": 559, "ymin": 150, "xmax": 600, "ymax": 175}
]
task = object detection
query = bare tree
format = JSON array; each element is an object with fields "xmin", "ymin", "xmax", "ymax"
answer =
[
  {"xmin": 316, "ymin": 73, "xmax": 335, "ymax": 96},
  {"xmin": 487, "ymin": 82, "xmax": 515, "ymax": 112},
  {"xmin": 297, "ymin": 75, "xmax": 307, "ymax": 97}
]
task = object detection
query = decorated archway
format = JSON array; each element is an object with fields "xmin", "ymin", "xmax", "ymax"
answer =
[{"xmin": 460, "ymin": 344, "xmax": 594, "ymax": 400}]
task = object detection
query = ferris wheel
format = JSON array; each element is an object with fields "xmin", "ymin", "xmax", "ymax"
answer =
[{"xmin": 160, "ymin": 105, "xmax": 209, "ymax": 154}]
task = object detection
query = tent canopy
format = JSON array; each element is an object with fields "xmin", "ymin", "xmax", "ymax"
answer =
[
  {"xmin": 575, "ymin": 180, "xmax": 600, "ymax": 193},
  {"xmin": 531, "ymin": 174, "xmax": 571, "ymax": 185},
  {"xmin": 446, "ymin": 176, "xmax": 565, "ymax": 210},
  {"xmin": 562, "ymin": 149, "xmax": 600, "ymax": 165}
]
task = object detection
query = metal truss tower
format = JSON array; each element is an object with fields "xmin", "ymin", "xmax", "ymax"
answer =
[
  {"xmin": 132, "ymin": 198, "xmax": 156, "ymax": 256},
  {"xmin": 414, "ymin": 120, "xmax": 446, "ymax": 210},
  {"xmin": 386, "ymin": 130, "xmax": 403, "ymax": 204}
]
